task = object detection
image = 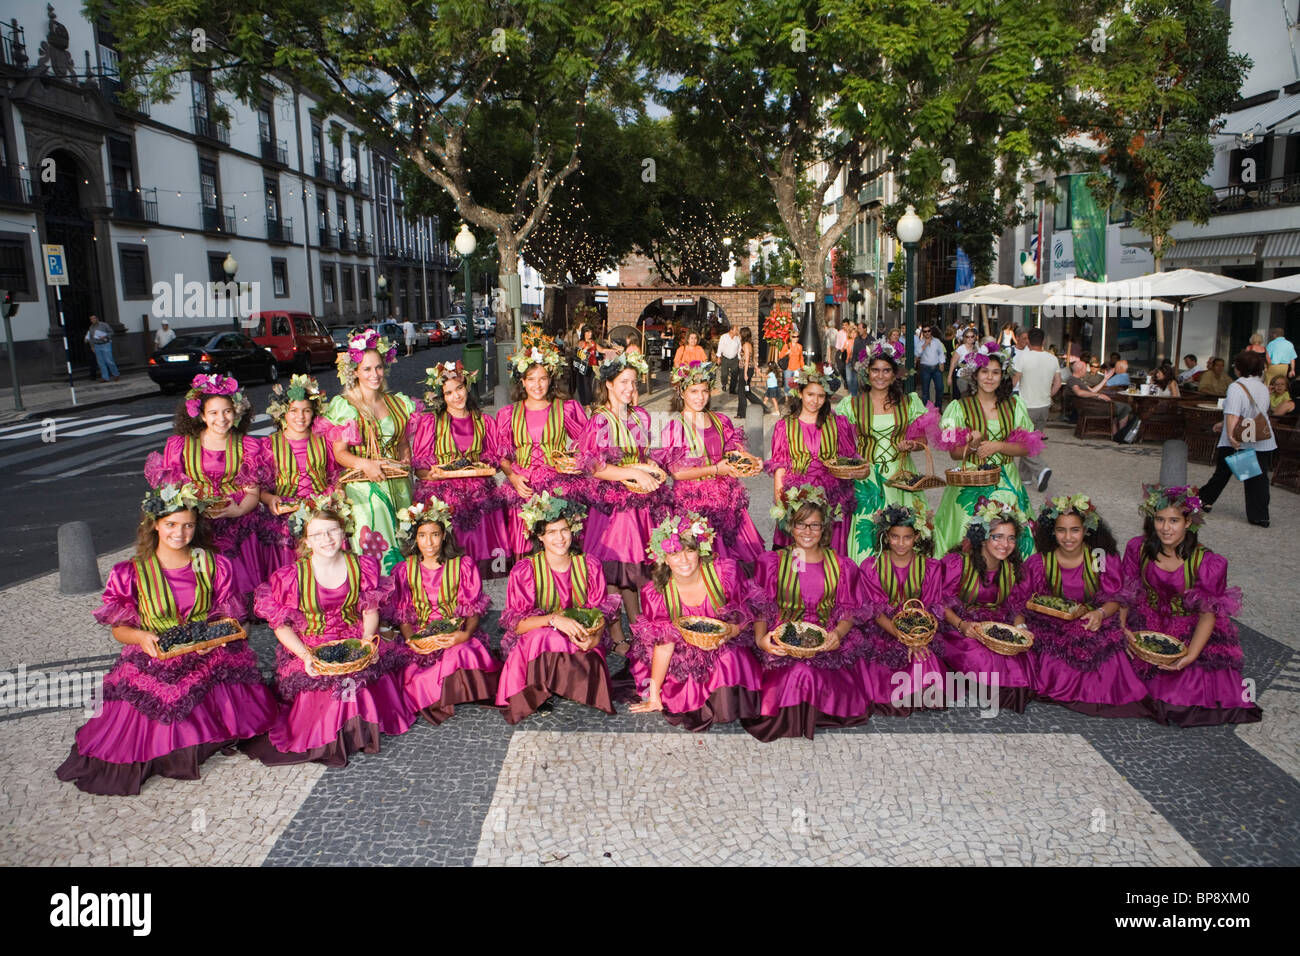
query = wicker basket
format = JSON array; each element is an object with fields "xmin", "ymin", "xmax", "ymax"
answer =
[
  {"xmin": 155, "ymin": 617, "xmax": 248, "ymax": 660},
  {"xmin": 1129, "ymin": 630, "xmax": 1188, "ymax": 666},
  {"xmin": 826, "ymin": 457, "xmax": 868, "ymax": 480},
  {"xmin": 722, "ymin": 451, "xmax": 763, "ymax": 478},
  {"xmin": 407, "ymin": 617, "xmax": 463, "ymax": 654},
  {"xmin": 1026, "ymin": 595, "xmax": 1088, "ymax": 621},
  {"xmin": 311, "ymin": 636, "xmax": 376, "ymax": 675},
  {"xmin": 339, "ymin": 458, "xmax": 410, "ymax": 483},
  {"xmin": 886, "ymin": 444, "xmax": 946, "ymax": 491},
  {"xmin": 892, "ymin": 598, "xmax": 937, "ymax": 648},
  {"xmin": 675, "ymin": 615, "xmax": 731, "ymax": 650},
  {"xmin": 945, "ymin": 449, "xmax": 1000, "ymax": 487},
  {"xmin": 549, "ymin": 448, "xmax": 583, "ymax": 475},
  {"xmin": 771, "ymin": 620, "xmax": 833, "ymax": 659},
  {"xmin": 561, "ymin": 607, "xmax": 605, "ymax": 644},
  {"xmin": 972, "ymin": 621, "xmax": 1035, "ymax": 656},
  {"xmin": 622, "ymin": 464, "xmax": 667, "ymax": 493},
  {"xmin": 432, "ymin": 460, "xmax": 496, "ymax": 479}
]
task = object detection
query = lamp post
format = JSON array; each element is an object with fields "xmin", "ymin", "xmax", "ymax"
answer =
[
  {"xmin": 376, "ymin": 273, "xmax": 388, "ymax": 321},
  {"xmin": 896, "ymin": 205, "xmax": 924, "ymax": 394},
  {"xmin": 223, "ymin": 253, "xmax": 239, "ymax": 330},
  {"xmin": 455, "ymin": 223, "xmax": 477, "ymax": 345},
  {"xmin": 1021, "ymin": 253, "xmax": 1038, "ymax": 330}
]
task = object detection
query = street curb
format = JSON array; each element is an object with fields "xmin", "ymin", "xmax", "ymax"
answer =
[{"xmin": 0, "ymin": 381, "xmax": 159, "ymax": 423}]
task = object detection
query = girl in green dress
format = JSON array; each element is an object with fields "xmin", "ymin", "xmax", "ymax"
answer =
[
  {"xmin": 320, "ymin": 328, "xmax": 417, "ymax": 574},
  {"xmin": 932, "ymin": 342, "xmax": 1043, "ymax": 558},
  {"xmin": 835, "ymin": 341, "xmax": 938, "ymax": 561}
]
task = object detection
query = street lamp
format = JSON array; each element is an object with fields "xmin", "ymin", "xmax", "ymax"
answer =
[
  {"xmin": 1021, "ymin": 253, "xmax": 1037, "ymax": 330},
  {"xmin": 896, "ymin": 205, "xmax": 924, "ymax": 394},
  {"xmin": 455, "ymin": 223, "xmax": 477, "ymax": 345},
  {"xmin": 223, "ymin": 253, "xmax": 239, "ymax": 330},
  {"xmin": 377, "ymin": 273, "xmax": 388, "ymax": 320}
]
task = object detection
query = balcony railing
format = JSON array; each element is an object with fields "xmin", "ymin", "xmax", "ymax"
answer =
[
  {"xmin": 1213, "ymin": 173, "xmax": 1300, "ymax": 214},
  {"xmin": 0, "ymin": 164, "xmax": 33, "ymax": 205},
  {"xmin": 112, "ymin": 187, "xmax": 159, "ymax": 223},
  {"xmin": 337, "ymin": 230, "xmax": 353, "ymax": 251},
  {"xmin": 266, "ymin": 216, "xmax": 293, "ymax": 243},
  {"xmin": 199, "ymin": 203, "xmax": 237, "ymax": 234},
  {"xmin": 317, "ymin": 160, "xmax": 338, "ymax": 183},
  {"xmin": 319, "ymin": 227, "xmax": 335, "ymax": 249},
  {"xmin": 191, "ymin": 107, "xmax": 230, "ymax": 144},
  {"xmin": 1, "ymin": 19, "xmax": 28, "ymax": 69},
  {"xmin": 260, "ymin": 137, "xmax": 288, "ymax": 165},
  {"xmin": 851, "ymin": 252, "xmax": 879, "ymax": 274},
  {"xmin": 355, "ymin": 236, "xmax": 370, "ymax": 255},
  {"xmin": 358, "ymin": 175, "xmax": 370, "ymax": 197}
]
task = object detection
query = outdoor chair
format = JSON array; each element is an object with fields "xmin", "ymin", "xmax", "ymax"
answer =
[
  {"xmin": 1271, "ymin": 426, "xmax": 1300, "ymax": 494},
  {"xmin": 1073, "ymin": 397, "xmax": 1116, "ymax": 440}
]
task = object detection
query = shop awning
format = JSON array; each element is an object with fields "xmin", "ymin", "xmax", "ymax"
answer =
[{"xmin": 1163, "ymin": 235, "xmax": 1259, "ymax": 267}]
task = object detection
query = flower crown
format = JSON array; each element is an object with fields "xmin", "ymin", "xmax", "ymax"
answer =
[
  {"xmin": 519, "ymin": 489, "xmax": 586, "ymax": 538},
  {"xmin": 185, "ymin": 374, "xmax": 250, "ymax": 421},
  {"xmin": 508, "ymin": 344, "xmax": 563, "ymax": 379},
  {"xmin": 1139, "ymin": 484, "xmax": 1205, "ymax": 529},
  {"xmin": 647, "ymin": 512, "xmax": 716, "ymax": 563},
  {"xmin": 962, "ymin": 341, "xmax": 1012, "ymax": 377},
  {"xmin": 869, "ymin": 502, "xmax": 934, "ymax": 543},
  {"xmin": 141, "ymin": 482, "xmax": 217, "ymax": 518},
  {"xmin": 336, "ymin": 328, "xmax": 397, "ymax": 389},
  {"xmin": 964, "ymin": 496, "xmax": 1029, "ymax": 541},
  {"xmin": 1040, "ymin": 493, "xmax": 1100, "ymax": 531},
  {"xmin": 424, "ymin": 360, "xmax": 479, "ymax": 404},
  {"xmin": 598, "ymin": 350, "xmax": 650, "ymax": 382},
  {"xmin": 871, "ymin": 340, "xmax": 906, "ymax": 362},
  {"xmin": 266, "ymin": 374, "xmax": 325, "ymax": 422},
  {"xmin": 770, "ymin": 483, "xmax": 843, "ymax": 531},
  {"xmin": 787, "ymin": 363, "xmax": 832, "ymax": 399},
  {"xmin": 397, "ymin": 496, "xmax": 454, "ymax": 539},
  {"xmin": 287, "ymin": 490, "xmax": 355, "ymax": 538},
  {"xmin": 671, "ymin": 360, "xmax": 716, "ymax": 389}
]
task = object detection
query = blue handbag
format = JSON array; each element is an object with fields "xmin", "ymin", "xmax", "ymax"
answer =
[{"xmin": 1225, "ymin": 448, "xmax": 1262, "ymax": 482}]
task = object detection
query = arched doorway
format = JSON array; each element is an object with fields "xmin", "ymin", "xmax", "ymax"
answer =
[{"xmin": 39, "ymin": 150, "xmax": 104, "ymax": 371}]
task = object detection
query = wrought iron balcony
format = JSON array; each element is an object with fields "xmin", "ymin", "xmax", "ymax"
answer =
[
  {"xmin": 1212, "ymin": 173, "xmax": 1300, "ymax": 214},
  {"xmin": 266, "ymin": 216, "xmax": 294, "ymax": 243},
  {"xmin": 191, "ymin": 107, "xmax": 230, "ymax": 144},
  {"xmin": 199, "ymin": 203, "xmax": 237, "ymax": 234},
  {"xmin": 260, "ymin": 137, "xmax": 288, "ymax": 165},
  {"xmin": 319, "ymin": 227, "xmax": 335, "ymax": 249},
  {"xmin": 111, "ymin": 187, "xmax": 159, "ymax": 223},
  {"xmin": 0, "ymin": 164, "xmax": 33, "ymax": 205}
]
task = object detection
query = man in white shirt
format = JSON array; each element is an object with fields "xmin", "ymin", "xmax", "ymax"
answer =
[
  {"xmin": 154, "ymin": 320, "xmax": 176, "ymax": 351},
  {"xmin": 1012, "ymin": 327, "xmax": 1061, "ymax": 492},
  {"xmin": 716, "ymin": 325, "xmax": 741, "ymax": 394},
  {"xmin": 402, "ymin": 318, "xmax": 416, "ymax": 356},
  {"xmin": 915, "ymin": 325, "xmax": 947, "ymax": 406},
  {"xmin": 1177, "ymin": 353, "xmax": 1203, "ymax": 383}
]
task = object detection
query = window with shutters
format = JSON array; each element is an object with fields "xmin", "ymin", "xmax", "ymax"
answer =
[{"xmin": 118, "ymin": 245, "xmax": 151, "ymax": 299}]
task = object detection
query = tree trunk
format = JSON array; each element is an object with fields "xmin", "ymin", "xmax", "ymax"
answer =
[{"xmin": 1153, "ymin": 238, "xmax": 1166, "ymax": 361}]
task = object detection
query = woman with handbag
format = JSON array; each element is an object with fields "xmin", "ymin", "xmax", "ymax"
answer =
[
  {"xmin": 737, "ymin": 327, "xmax": 757, "ymax": 418},
  {"xmin": 1198, "ymin": 350, "xmax": 1276, "ymax": 527}
]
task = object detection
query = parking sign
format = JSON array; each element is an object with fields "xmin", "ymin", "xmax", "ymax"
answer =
[{"xmin": 43, "ymin": 244, "xmax": 69, "ymax": 286}]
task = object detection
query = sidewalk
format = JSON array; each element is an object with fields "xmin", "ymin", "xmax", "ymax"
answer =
[{"xmin": 0, "ymin": 370, "xmax": 158, "ymax": 424}]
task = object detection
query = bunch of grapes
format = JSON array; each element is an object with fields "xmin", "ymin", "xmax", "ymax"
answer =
[
  {"xmin": 156, "ymin": 619, "xmax": 238, "ymax": 652},
  {"xmin": 681, "ymin": 619, "xmax": 724, "ymax": 634},
  {"xmin": 315, "ymin": 639, "xmax": 366, "ymax": 664}
]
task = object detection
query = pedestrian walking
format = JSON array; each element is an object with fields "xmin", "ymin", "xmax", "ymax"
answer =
[
  {"xmin": 915, "ymin": 325, "xmax": 946, "ymax": 407},
  {"xmin": 737, "ymin": 326, "xmax": 757, "ymax": 419},
  {"xmin": 1266, "ymin": 327, "xmax": 1296, "ymax": 384},
  {"xmin": 154, "ymin": 320, "xmax": 175, "ymax": 352},
  {"xmin": 715, "ymin": 324, "xmax": 741, "ymax": 394},
  {"xmin": 1013, "ymin": 327, "xmax": 1061, "ymax": 492},
  {"xmin": 84, "ymin": 315, "xmax": 120, "ymax": 381},
  {"xmin": 1199, "ymin": 349, "xmax": 1276, "ymax": 527},
  {"xmin": 402, "ymin": 317, "xmax": 416, "ymax": 357}
]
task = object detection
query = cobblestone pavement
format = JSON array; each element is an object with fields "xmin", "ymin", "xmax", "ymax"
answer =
[{"xmin": 2, "ymin": 428, "xmax": 1297, "ymax": 866}]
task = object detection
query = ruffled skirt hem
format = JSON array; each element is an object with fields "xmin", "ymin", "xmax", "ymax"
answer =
[
  {"xmin": 499, "ymin": 650, "xmax": 614, "ymax": 724},
  {"xmin": 55, "ymin": 738, "xmax": 237, "ymax": 796}
]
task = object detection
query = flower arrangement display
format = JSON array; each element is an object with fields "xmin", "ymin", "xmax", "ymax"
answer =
[{"xmin": 763, "ymin": 306, "xmax": 794, "ymax": 350}]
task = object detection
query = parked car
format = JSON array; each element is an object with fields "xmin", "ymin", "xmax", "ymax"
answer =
[
  {"xmin": 421, "ymin": 321, "xmax": 448, "ymax": 346},
  {"xmin": 329, "ymin": 327, "xmax": 352, "ymax": 353},
  {"xmin": 249, "ymin": 310, "xmax": 335, "ymax": 372},
  {"xmin": 148, "ymin": 331, "xmax": 279, "ymax": 393},
  {"xmin": 440, "ymin": 317, "xmax": 465, "ymax": 343}
]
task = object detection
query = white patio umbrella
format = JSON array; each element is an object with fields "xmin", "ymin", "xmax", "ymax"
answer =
[
  {"xmin": 918, "ymin": 284, "xmax": 1018, "ymax": 305},
  {"xmin": 1185, "ymin": 273, "xmax": 1300, "ymax": 303},
  {"xmin": 1094, "ymin": 269, "xmax": 1251, "ymax": 362}
]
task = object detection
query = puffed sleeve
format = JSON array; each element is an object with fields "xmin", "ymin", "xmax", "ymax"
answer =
[
  {"xmin": 1004, "ymin": 397, "xmax": 1045, "ymax": 456},
  {"xmin": 834, "ymin": 395, "xmax": 855, "ymax": 420},
  {"xmin": 236, "ymin": 435, "xmax": 267, "ymax": 488},
  {"xmin": 939, "ymin": 552, "xmax": 967, "ymax": 607},
  {"xmin": 631, "ymin": 580, "xmax": 679, "ymax": 647},
  {"xmin": 209, "ymin": 554, "xmax": 248, "ymax": 622},
  {"xmin": 143, "ymin": 435, "xmax": 187, "ymax": 487},
  {"xmin": 357, "ymin": 554, "xmax": 395, "ymax": 613},
  {"xmin": 456, "ymin": 558, "xmax": 491, "ymax": 619},
  {"xmin": 834, "ymin": 413, "xmax": 857, "ymax": 457},
  {"xmin": 764, "ymin": 418, "xmax": 792, "ymax": 474},
  {"xmin": 713, "ymin": 558, "xmax": 754, "ymax": 627},
  {"xmin": 1118, "ymin": 536, "xmax": 1145, "ymax": 607},
  {"xmin": 93, "ymin": 561, "xmax": 141, "ymax": 628},
  {"xmin": 1093, "ymin": 550, "xmax": 1128, "ymax": 606},
  {"xmin": 1184, "ymin": 551, "xmax": 1243, "ymax": 618},
  {"xmin": 718, "ymin": 413, "xmax": 747, "ymax": 454},
  {"xmin": 385, "ymin": 559, "xmax": 416, "ymax": 626},
  {"xmin": 935, "ymin": 400, "xmax": 971, "ymax": 451},
  {"xmin": 904, "ymin": 394, "xmax": 940, "ymax": 443},
  {"xmin": 657, "ymin": 417, "xmax": 690, "ymax": 473},
  {"xmin": 315, "ymin": 394, "xmax": 361, "ymax": 445},
  {"xmin": 253, "ymin": 563, "xmax": 307, "ymax": 632},
  {"xmin": 919, "ymin": 557, "xmax": 950, "ymax": 617},
  {"xmin": 408, "ymin": 411, "xmax": 437, "ymax": 470},
  {"xmin": 746, "ymin": 551, "xmax": 781, "ymax": 624},
  {"xmin": 827, "ymin": 557, "xmax": 863, "ymax": 629},
  {"xmin": 1007, "ymin": 562, "xmax": 1033, "ymax": 616},
  {"xmin": 479, "ymin": 413, "xmax": 503, "ymax": 468},
  {"xmin": 1021, "ymin": 553, "xmax": 1046, "ymax": 601},
  {"xmin": 500, "ymin": 559, "xmax": 538, "ymax": 634},
  {"xmin": 581, "ymin": 555, "xmax": 625, "ymax": 619},
  {"xmin": 254, "ymin": 436, "xmax": 275, "ymax": 492},
  {"xmin": 857, "ymin": 556, "xmax": 889, "ymax": 619},
  {"xmin": 493, "ymin": 404, "xmax": 518, "ymax": 462},
  {"xmin": 562, "ymin": 399, "xmax": 589, "ymax": 440}
]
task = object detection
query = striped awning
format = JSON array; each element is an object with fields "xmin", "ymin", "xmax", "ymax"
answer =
[
  {"xmin": 1262, "ymin": 231, "xmax": 1300, "ymax": 266},
  {"xmin": 1164, "ymin": 235, "xmax": 1259, "ymax": 266}
]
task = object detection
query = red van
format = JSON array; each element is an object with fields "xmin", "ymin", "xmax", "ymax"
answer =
[{"xmin": 249, "ymin": 311, "xmax": 336, "ymax": 372}]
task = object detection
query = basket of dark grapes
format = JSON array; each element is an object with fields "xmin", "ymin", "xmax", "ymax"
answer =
[
  {"xmin": 1026, "ymin": 594, "xmax": 1088, "ymax": 621},
  {"xmin": 771, "ymin": 620, "xmax": 833, "ymax": 659},
  {"xmin": 886, "ymin": 445, "xmax": 946, "ymax": 491},
  {"xmin": 945, "ymin": 450, "xmax": 1000, "ymax": 487},
  {"xmin": 1129, "ymin": 630, "xmax": 1188, "ymax": 666},
  {"xmin": 622, "ymin": 464, "xmax": 668, "ymax": 493},
  {"xmin": 972, "ymin": 621, "xmax": 1035, "ymax": 656},
  {"xmin": 407, "ymin": 617, "xmax": 463, "ymax": 654},
  {"xmin": 675, "ymin": 616, "xmax": 731, "ymax": 651},
  {"xmin": 892, "ymin": 598, "xmax": 937, "ymax": 648},
  {"xmin": 561, "ymin": 606, "xmax": 606, "ymax": 644},
  {"xmin": 722, "ymin": 451, "xmax": 763, "ymax": 478},
  {"xmin": 826, "ymin": 455, "xmax": 868, "ymax": 480},
  {"xmin": 549, "ymin": 448, "xmax": 583, "ymax": 475},
  {"xmin": 433, "ymin": 456, "xmax": 496, "ymax": 479},
  {"xmin": 311, "ymin": 637, "xmax": 376, "ymax": 675},
  {"xmin": 155, "ymin": 617, "xmax": 247, "ymax": 660}
]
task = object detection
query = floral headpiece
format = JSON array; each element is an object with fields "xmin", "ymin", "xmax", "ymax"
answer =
[
  {"xmin": 286, "ymin": 490, "xmax": 355, "ymax": 538},
  {"xmin": 265, "ymin": 374, "xmax": 325, "ymax": 422},
  {"xmin": 647, "ymin": 512, "xmax": 716, "ymax": 563},
  {"xmin": 1139, "ymin": 484, "xmax": 1205, "ymax": 529},
  {"xmin": 184, "ymin": 373, "xmax": 250, "ymax": 421},
  {"xmin": 770, "ymin": 483, "xmax": 843, "ymax": 531},
  {"xmin": 424, "ymin": 360, "xmax": 479, "ymax": 405},
  {"xmin": 869, "ymin": 503, "xmax": 933, "ymax": 544},
  {"xmin": 598, "ymin": 349, "xmax": 650, "ymax": 382},
  {"xmin": 871, "ymin": 340, "xmax": 906, "ymax": 362},
  {"xmin": 336, "ymin": 328, "xmax": 397, "ymax": 389},
  {"xmin": 397, "ymin": 496, "xmax": 454, "ymax": 539},
  {"xmin": 519, "ymin": 489, "xmax": 586, "ymax": 538},
  {"xmin": 671, "ymin": 360, "xmax": 716, "ymax": 389},
  {"xmin": 508, "ymin": 343, "xmax": 563, "ymax": 379},
  {"xmin": 787, "ymin": 363, "xmax": 832, "ymax": 399},
  {"xmin": 962, "ymin": 341, "xmax": 1012, "ymax": 377},
  {"xmin": 963, "ymin": 496, "xmax": 1029, "ymax": 543},
  {"xmin": 1040, "ymin": 493, "xmax": 1100, "ymax": 532},
  {"xmin": 141, "ymin": 482, "xmax": 217, "ymax": 518}
]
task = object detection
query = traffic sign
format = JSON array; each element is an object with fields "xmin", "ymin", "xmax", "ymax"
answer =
[{"xmin": 43, "ymin": 245, "xmax": 69, "ymax": 286}]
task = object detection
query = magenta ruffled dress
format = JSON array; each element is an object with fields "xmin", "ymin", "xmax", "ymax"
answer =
[
  {"xmin": 495, "ymin": 552, "xmax": 624, "ymax": 723},
  {"xmin": 383, "ymin": 555, "xmax": 501, "ymax": 723},
  {"xmin": 765, "ymin": 414, "xmax": 857, "ymax": 555},
  {"xmin": 242, "ymin": 554, "xmax": 415, "ymax": 766},
  {"xmin": 741, "ymin": 550, "xmax": 873, "ymax": 741},
  {"xmin": 494, "ymin": 399, "xmax": 589, "ymax": 556},
  {"xmin": 1021, "ymin": 552, "xmax": 1151, "ymax": 718},
  {"xmin": 627, "ymin": 557, "xmax": 763, "ymax": 730},
  {"xmin": 255, "ymin": 429, "xmax": 338, "ymax": 571},
  {"xmin": 55, "ymin": 554, "xmax": 279, "ymax": 795},
  {"xmin": 144, "ymin": 434, "xmax": 272, "ymax": 602},
  {"xmin": 409, "ymin": 409, "xmax": 511, "ymax": 579},
  {"xmin": 1120, "ymin": 536, "xmax": 1263, "ymax": 726},
  {"xmin": 576, "ymin": 406, "xmax": 670, "ymax": 589},
  {"xmin": 857, "ymin": 555, "xmax": 950, "ymax": 714},
  {"xmin": 656, "ymin": 414, "xmax": 765, "ymax": 568},
  {"xmin": 936, "ymin": 552, "xmax": 1037, "ymax": 713}
]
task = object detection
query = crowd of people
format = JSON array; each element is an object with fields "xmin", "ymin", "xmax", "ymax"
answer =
[{"xmin": 55, "ymin": 323, "xmax": 1267, "ymax": 796}]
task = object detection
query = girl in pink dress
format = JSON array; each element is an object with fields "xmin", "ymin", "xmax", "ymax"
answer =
[
  {"xmin": 384, "ymin": 496, "xmax": 501, "ymax": 724},
  {"xmin": 743, "ymin": 485, "xmax": 872, "ymax": 741},
  {"xmin": 938, "ymin": 498, "xmax": 1036, "ymax": 713},
  {"xmin": 1020, "ymin": 495, "xmax": 1150, "ymax": 717},
  {"xmin": 627, "ymin": 513, "xmax": 763, "ymax": 730},
  {"xmin": 243, "ymin": 500, "xmax": 414, "ymax": 766},
  {"xmin": 56, "ymin": 484, "xmax": 277, "ymax": 795},
  {"xmin": 495, "ymin": 343, "xmax": 589, "ymax": 558},
  {"xmin": 257, "ymin": 375, "xmax": 338, "ymax": 570},
  {"xmin": 410, "ymin": 361, "xmax": 510, "ymax": 579},
  {"xmin": 496, "ymin": 491, "xmax": 625, "ymax": 723},
  {"xmin": 766, "ymin": 365, "xmax": 861, "ymax": 555},
  {"xmin": 857, "ymin": 503, "xmax": 949, "ymax": 714},
  {"xmin": 143, "ymin": 374, "xmax": 269, "ymax": 603},
  {"xmin": 1118, "ymin": 485, "xmax": 1263, "ymax": 726},
  {"xmin": 656, "ymin": 361, "xmax": 765, "ymax": 570}
]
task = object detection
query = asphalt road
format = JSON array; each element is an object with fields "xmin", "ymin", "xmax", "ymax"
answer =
[{"xmin": 0, "ymin": 343, "xmax": 484, "ymax": 588}]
